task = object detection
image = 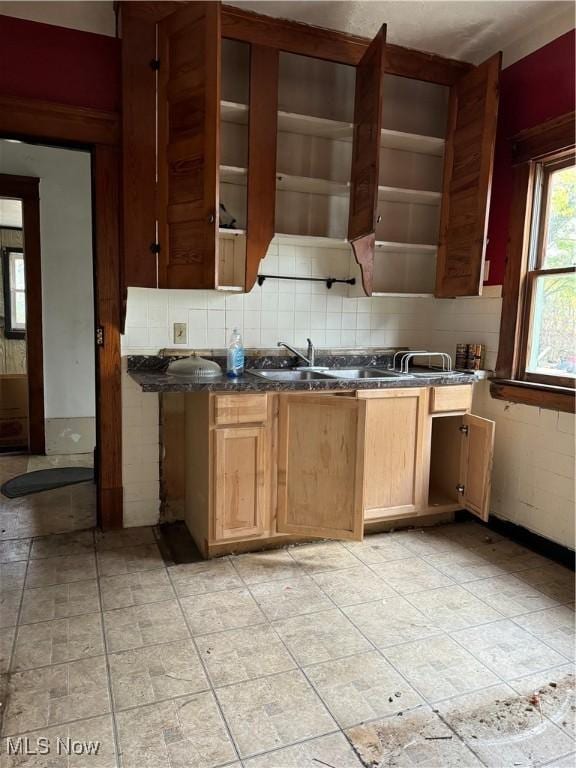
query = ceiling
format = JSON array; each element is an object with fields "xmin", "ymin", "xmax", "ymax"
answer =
[
  {"xmin": 228, "ymin": 1, "xmax": 574, "ymax": 63},
  {"xmin": 0, "ymin": 1, "xmax": 573, "ymax": 65},
  {"xmin": 0, "ymin": 198, "xmax": 22, "ymax": 229}
]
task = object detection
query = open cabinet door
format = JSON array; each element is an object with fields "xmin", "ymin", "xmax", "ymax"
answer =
[
  {"xmin": 435, "ymin": 53, "xmax": 501, "ymax": 298},
  {"xmin": 458, "ymin": 413, "xmax": 495, "ymax": 522},
  {"xmin": 245, "ymin": 45, "xmax": 279, "ymax": 292},
  {"xmin": 277, "ymin": 395, "xmax": 366, "ymax": 541},
  {"xmin": 157, "ymin": 2, "xmax": 220, "ymax": 289},
  {"xmin": 348, "ymin": 25, "xmax": 386, "ymax": 296}
]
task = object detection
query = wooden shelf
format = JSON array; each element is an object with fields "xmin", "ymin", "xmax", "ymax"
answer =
[
  {"xmin": 276, "ymin": 172, "xmax": 349, "ymax": 197},
  {"xmin": 219, "ymin": 227, "xmax": 246, "ymax": 237},
  {"xmin": 218, "ymin": 229, "xmax": 437, "ymax": 256},
  {"xmin": 377, "ymin": 185, "xmax": 441, "ymax": 206},
  {"xmin": 220, "ymin": 165, "xmax": 247, "ymax": 185},
  {"xmin": 374, "ymin": 241, "xmax": 437, "ymax": 253},
  {"xmin": 380, "ymin": 127, "xmax": 444, "ymax": 156},
  {"xmin": 220, "ymin": 101, "xmax": 445, "ymax": 157},
  {"xmin": 221, "ymin": 100, "xmax": 249, "ymax": 124},
  {"xmin": 372, "ymin": 291, "xmax": 434, "ymax": 298}
]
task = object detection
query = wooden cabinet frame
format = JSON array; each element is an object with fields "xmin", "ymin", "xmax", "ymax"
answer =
[
  {"xmin": 492, "ymin": 110, "xmax": 576, "ymax": 413},
  {"xmin": 120, "ymin": 1, "xmax": 475, "ymax": 295}
]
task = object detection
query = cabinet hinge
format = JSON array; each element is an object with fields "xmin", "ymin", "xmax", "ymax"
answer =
[
  {"xmin": 150, "ymin": 242, "xmax": 161, "ymax": 255},
  {"xmin": 459, "ymin": 425, "xmax": 469, "ymax": 435},
  {"xmin": 96, "ymin": 326, "xmax": 105, "ymax": 347},
  {"xmin": 150, "ymin": 59, "xmax": 160, "ymax": 71},
  {"xmin": 456, "ymin": 484, "xmax": 465, "ymax": 494}
]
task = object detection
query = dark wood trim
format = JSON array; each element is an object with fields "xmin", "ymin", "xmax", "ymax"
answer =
[
  {"xmin": 93, "ymin": 146, "xmax": 123, "ymax": 529},
  {"xmin": 0, "ymin": 173, "xmax": 45, "ymax": 454},
  {"xmin": 495, "ymin": 112, "xmax": 576, "ymax": 407},
  {"xmin": 495, "ymin": 163, "xmax": 534, "ymax": 378},
  {"xmin": 119, "ymin": 1, "xmax": 471, "ymax": 83},
  {"xmin": 512, "ymin": 111, "xmax": 576, "ymax": 165},
  {"xmin": 245, "ymin": 45, "xmax": 278, "ymax": 292},
  {"xmin": 490, "ymin": 379, "xmax": 575, "ymax": 414},
  {"xmin": 0, "ymin": 99, "xmax": 123, "ymax": 530},
  {"xmin": 0, "ymin": 95, "xmax": 119, "ymax": 147},
  {"xmin": 351, "ymin": 235, "xmax": 375, "ymax": 295},
  {"xmin": 384, "ymin": 43, "xmax": 472, "ymax": 85},
  {"xmin": 121, "ymin": 6, "xmax": 157, "ymax": 289}
]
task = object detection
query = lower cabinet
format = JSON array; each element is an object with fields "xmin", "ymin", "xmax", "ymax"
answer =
[
  {"xmin": 358, "ymin": 388, "xmax": 429, "ymax": 521},
  {"xmin": 183, "ymin": 386, "xmax": 495, "ymax": 556},
  {"xmin": 213, "ymin": 426, "xmax": 268, "ymax": 541},
  {"xmin": 276, "ymin": 394, "xmax": 366, "ymax": 541}
]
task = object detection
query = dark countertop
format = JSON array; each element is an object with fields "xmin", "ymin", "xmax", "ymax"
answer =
[
  {"xmin": 128, "ymin": 351, "xmax": 475, "ymax": 393},
  {"xmin": 129, "ymin": 369, "xmax": 474, "ymax": 393}
]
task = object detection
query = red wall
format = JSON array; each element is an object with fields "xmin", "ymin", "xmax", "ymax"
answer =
[
  {"xmin": 486, "ymin": 29, "xmax": 575, "ymax": 285},
  {"xmin": 0, "ymin": 14, "xmax": 120, "ymax": 112}
]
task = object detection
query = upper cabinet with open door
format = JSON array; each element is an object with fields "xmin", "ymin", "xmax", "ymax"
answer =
[
  {"xmin": 277, "ymin": 394, "xmax": 366, "ymax": 541},
  {"xmin": 122, "ymin": 1, "xmax": 278, "ymax": 292},
  {"xmin": 435, "ymin": 53, "xmax": 501, "ymax": 297},
  {"xmin": 157, "ymin": 2, "xmax": 220, "ymax": 289},
  {"xmin": 348, "ymin": 26, "xmax": 386, "ymax": 295}
]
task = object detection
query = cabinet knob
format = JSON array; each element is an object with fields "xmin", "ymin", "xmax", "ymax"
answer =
[
  {"xmin": 376, "ymin": 215, "xmax": 382, "ymax": 224},
  {"xmin": 208, "ymin": 213, "xmax": 215, "ymax": 224}
]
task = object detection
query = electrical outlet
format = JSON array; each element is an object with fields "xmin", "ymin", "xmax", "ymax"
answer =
[{"xmin": 173, "ymin": 322, "xmax": 187, "ymax": 344}]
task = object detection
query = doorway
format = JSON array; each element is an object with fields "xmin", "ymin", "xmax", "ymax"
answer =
[{"xmin": 0, "ymin": 141, "xmax": 97, "ymax": 537}]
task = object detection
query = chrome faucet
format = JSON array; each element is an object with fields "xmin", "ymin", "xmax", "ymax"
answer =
[{"xmin": 277, "ymin": 338, "xmax": 316, "ymax": 368}]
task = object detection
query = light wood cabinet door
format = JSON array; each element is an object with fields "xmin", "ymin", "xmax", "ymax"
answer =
[
  {"xmin": 213, "ymin": 426, "xmax": 267, "ymax": 541},
  {"xmin": 360, "ymin": 388, "xmax": 428, "ymax": 518},
  {"xmin": 348, "ymin": 24, "xmax": 386, "ymax": 296},
  {"xmin": 435, "ymin": 53, "xmax": 501, "ymax": 298},
  {"xmin": 277, "ymin": 394, "xmax": 366, "ymax": 541},
  {"xmin": 458, "ymin": 413, "xmax": 495, "ymax": 522},
  {"xmin": 157, "ymin": 2, "xmax": 220, "ymax": 289}
]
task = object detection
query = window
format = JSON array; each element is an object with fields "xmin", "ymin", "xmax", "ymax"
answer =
[
  {"xmin": 493, "ymin": 110, "xmax": 575, "ymax": 413},
  {"xmin": 520, "ymin": 155, "xmax": 575, "ymax": 387},
  {"xmin": 2, "ymin": 247, "xmax": 26, "ymax": 338}
]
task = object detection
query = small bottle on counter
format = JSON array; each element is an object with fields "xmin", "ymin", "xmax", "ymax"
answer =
[{"xmin": 227, "ymin": 328, "xmax": 245, "ymax": 378}]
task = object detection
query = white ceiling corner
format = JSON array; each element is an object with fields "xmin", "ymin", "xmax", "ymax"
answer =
[{"xmin": 227, "ymin": 0, "xmax": 574, "ymax": 64}]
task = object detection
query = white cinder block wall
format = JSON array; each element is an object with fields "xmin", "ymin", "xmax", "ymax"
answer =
[{"xmin": 121, "ymin": 245, "xmax": 575, "ymax": 550}]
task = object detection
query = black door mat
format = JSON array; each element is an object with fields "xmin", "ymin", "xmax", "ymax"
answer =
[{"xmin": 1, "ymin": 467, "xmax": 94, "ymax": 498}]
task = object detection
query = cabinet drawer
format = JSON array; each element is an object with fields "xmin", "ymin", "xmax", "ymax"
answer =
[
  {"xmin": 430, "ymin": 385, "xmax": 472, "ymax": 413},
  {"xmin": 213, "ymin": 394, "xmax": 268, "ymax": 425}
]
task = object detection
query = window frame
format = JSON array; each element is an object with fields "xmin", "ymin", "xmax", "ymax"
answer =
[
  {"xmin": 517, "ymin": 153, "xmax": 575, "ymax": 388},
  {"xmin": 492, "ymin": 110, "xmax": 575, "ymax": 413},
  {"xmin": 1, "ymin": 245, "xmax": 26, "ymax": 339}
]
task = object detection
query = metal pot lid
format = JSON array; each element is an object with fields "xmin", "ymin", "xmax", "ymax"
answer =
[{"xmin": 167, "ymin": 354, "xmax": 222, "ymax": 378}]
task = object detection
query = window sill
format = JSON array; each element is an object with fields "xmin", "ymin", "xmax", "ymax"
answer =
[{"xmin": 490, "ymin": 378, "xmax": 575, "ymax": 413}]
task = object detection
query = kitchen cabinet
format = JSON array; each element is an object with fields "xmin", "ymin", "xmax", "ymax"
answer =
[
  {"xmin": 277, "ymin": 394, "xmax": 365, "ymax": 541},
  {"xmin": 357, "ymin": 388, "xmax": 428, "ymax": 520},
  {"xmin": 121, "ymin": 2, "xmax": 500, "ymax": 299},
  {"xmin": 184, "ymin": 392, "xmax": 274, "ymax": 552},
  {"xmin": 213, "ymin": 426, "xmax": 268, "ymax": 540},
  {"xmin": 182, "ymin": 385, "xmax": 494, "ymax": 557}
]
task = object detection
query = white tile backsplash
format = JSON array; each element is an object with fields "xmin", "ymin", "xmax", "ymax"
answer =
[
  {"xmin": 121, "ymin": 248, "xmax": 575, "ymax": 551},
  {"xmin": 122, "ymin": 245, "xmax": 436, "ymax": 355}
]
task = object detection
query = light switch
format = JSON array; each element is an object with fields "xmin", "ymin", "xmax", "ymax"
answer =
[{"xmin": 173, "ymin": 322, "xmax": 187, "ymax": 344}]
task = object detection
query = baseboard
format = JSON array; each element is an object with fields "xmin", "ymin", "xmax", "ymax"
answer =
[{"xmin": 456, "ymin": 510, "xmax": 575, "ymax": 570}]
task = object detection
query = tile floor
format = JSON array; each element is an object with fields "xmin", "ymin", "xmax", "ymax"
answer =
[
  {"xmin": 0, "ymin": 520, "xmax": 574, "ymax": 767},
  {"xmin": 0, "ymin": 453, "xmax": 95, "ymax": 540}
]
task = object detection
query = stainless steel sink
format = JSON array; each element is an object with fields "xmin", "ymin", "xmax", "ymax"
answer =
[
  {"xmin": 247, "ymin": 369, "xmax": 332, "ymax": 381},
  {"xmin": 322, "ymin": 368, "xmax": 408, "ymax": 380}
]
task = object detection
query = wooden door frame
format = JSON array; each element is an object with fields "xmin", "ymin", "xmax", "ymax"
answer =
[
  {"xmin": 0, "ymin": 173, "xmax": 44, "ymax": 453},
  {"xmin": 0, "ymin": 94, "xmax": 123, "ymax": 529}
]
